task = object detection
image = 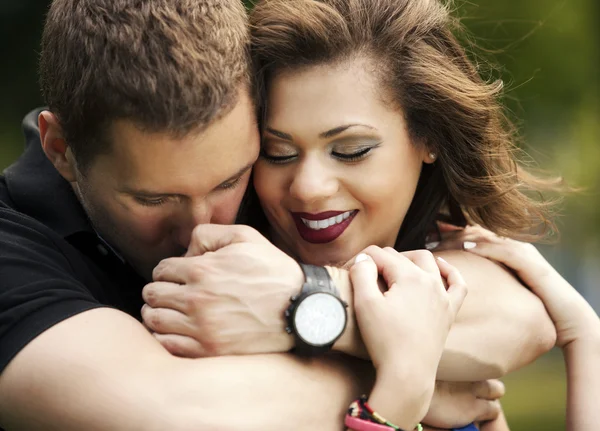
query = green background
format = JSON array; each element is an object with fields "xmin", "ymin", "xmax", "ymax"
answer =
[{"xmin": 1, "ymin": 1, "xmax": 598, "ymax": 429}]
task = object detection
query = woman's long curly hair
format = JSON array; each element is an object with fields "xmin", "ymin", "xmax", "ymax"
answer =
[{"xmin": 242, "ymin": 0, "xmax": 563, "ymax": 250}]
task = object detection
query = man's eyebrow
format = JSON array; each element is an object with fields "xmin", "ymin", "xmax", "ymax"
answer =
[
  {"xmin": 216, "ymin": 162, "xmax": 254, "ymax": 188},
  {"xmin": 120, "ymin": 163, "xmax": 254, "ymax": 197},
  {"xmin": 120, "ymin": 187, "xmax": 181, "ymax": 198},
  {"xmin": 319, "ymin": 124, "xmax": 376, "ymax": 139},
  {"xmin": 121, "ymin": 187, "xmax": 179, "ymax": 198}
]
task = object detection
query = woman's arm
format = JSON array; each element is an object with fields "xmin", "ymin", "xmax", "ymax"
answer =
[
  {"xmin": 346, "ymin": 249, "xmax": 468, "ymax": 431},
  {"xmin": 460, "ymin": 228, "xmax": 600, "ymax": 431}
]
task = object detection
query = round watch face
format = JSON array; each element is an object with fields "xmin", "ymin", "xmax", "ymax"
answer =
[{"xmin": 294, "ymin": 292, "xmax": 347, "ymax": 346}]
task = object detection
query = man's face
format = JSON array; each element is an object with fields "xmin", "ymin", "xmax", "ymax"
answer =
[{"xmin": 74, "ymin": 90, "xmax": 260, "ymax": 280}]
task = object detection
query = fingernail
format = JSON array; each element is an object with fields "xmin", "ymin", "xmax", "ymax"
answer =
[
  {"xmin": 463, "ymin": 241, "xmax": 477, "ymax": 250},
  {"xmin": 425, "ymin": 241, "xmax": 440, "ymax": 250},
  {"xmin": 354, "ymin": 253, "xmax": 370, "ymax": 264},
  {"xmin": 436, "ymin": 256, "xmax": 447, "ymax": 263}
]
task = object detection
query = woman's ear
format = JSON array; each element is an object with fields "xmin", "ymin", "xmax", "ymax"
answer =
[
  {"xmin": 423, "ymin": 149, "xmax": 438, "ymax": 164},
  {"xmin": 38, "ymin": 111, "xmax": 78, "ymax": 182}
]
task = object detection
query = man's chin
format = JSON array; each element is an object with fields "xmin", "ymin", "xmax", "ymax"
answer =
[{"xmin": 123, "ymin": 248, "xmax": 187, "ymax": 282}]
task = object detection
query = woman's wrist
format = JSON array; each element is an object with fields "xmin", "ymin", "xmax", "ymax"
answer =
[
  {"xmin": 328, "ymin": 266, "xmax": 369, "ymax": 359},
  {"xmin": 367, "ymin": 367, "xmax": 435, "ymax": 430},
  {"xmin": 563, "ymin": 323, "xmax": 600, "ymax": 357}
]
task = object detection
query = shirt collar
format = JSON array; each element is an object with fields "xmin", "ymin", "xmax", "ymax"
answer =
[{"xmin": 3, "ymin": 108, "xmax": 94, "ymax": 238}]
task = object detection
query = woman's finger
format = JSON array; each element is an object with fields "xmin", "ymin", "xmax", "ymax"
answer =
[
  {"xmin": 350, "ymin": 253, "xmax": 383, "ymax": 305},
  {"xmin": 463, "ymin": 240, "xmax": 528, "ymax": 271},
  {"xmin": 401, "ymin": 249, "xmax": 440, "ymax": 275},
  {"xmin": 363, "ymin": 246, "xmax": 418, "ymax": 288},
  {"xmin": 437, "ymin": 257, "xmax": 468, "ymax": 317}
]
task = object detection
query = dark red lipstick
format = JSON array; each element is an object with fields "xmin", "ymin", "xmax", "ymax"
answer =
[{"xmin": 291, "ymin": 210, "xmax": 358, "ymax": 244}]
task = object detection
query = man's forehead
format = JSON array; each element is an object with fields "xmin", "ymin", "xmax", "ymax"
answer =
[{"xmin": 101, "ymin": 117, "xmax": 258, "ymax": 194}]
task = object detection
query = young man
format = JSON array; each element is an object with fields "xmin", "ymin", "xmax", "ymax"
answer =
[{"xmin": 0, "ymin": 1, "xmax": 554, "ymax": 429}]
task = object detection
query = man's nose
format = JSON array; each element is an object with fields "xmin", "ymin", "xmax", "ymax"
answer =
[
  {"xmin": 289, "ymin": 157, "xmax": 339, "ymax": 204},
  {"xmin": 175, "ymin": 202, "xmax": 212, "ymax": 249}
]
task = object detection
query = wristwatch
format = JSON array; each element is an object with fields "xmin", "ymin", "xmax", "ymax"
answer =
[{"xmin": 285, "ymin": 264, "xmax": 348, "ymax": 356}]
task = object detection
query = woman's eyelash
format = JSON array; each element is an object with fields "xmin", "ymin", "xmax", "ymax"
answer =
[
  {"xmin": 332, "ymin": 146, "xmax": 376, "ymax": 161},
  {"xmin": 260, "ymin": 144, "xmax": 378, "ymax": 164},
  {"xmin": 260, "ymin": 150, "xmax": 296, "ymax": 164}
]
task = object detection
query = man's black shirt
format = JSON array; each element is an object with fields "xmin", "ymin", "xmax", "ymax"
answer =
[{"xmin": 0, "ymin": 109, "xmax": 146, "ymax": 373}]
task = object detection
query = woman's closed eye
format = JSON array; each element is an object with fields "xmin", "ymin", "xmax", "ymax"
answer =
[
  {"xmin": 260, "ymin": 149, "xmax": 298, "ymax": 164},
  {"xmin": 331, "ymin": 144, "xmax": 379, "ymax": 162},
  {"xmin": 261, "ymin": 143, "xmax": 380, "ymax": 165}
]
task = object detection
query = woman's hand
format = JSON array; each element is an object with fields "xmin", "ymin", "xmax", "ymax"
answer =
[
  {"xmin": 349, "ymin": 246, "xmax": 468, "ymax": 429},
  {"xmin": 459, "ymin": 226, "xmax": 599, "ymax": 348}
]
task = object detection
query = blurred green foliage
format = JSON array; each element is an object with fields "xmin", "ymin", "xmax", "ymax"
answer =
[{"xmin": 0, "ymin": 1, "xmax": 597, "ymax": 429}]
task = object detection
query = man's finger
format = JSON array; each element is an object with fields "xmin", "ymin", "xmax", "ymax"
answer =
[
  {"xmin": 474, "ymin": 400, "xmax": 502, "ymax": 424},
  {"xmin": 473, "ymin": 380, "xmax": 505, "ymax": 400},
  {"xmin": 153, "ymin": 333, "xmax": 206, "ymax": 358},
  {"xmin": 186, "ymin": 224, "xmax": 265, "ymax": 257},
  {"xmin": 479, "ymin": 407, "xmax": 508, "ymax": 431},
  {"xmin": 141, "ymin": 304, "xmax": 194, "ymax": 336},
  {"xmin": 152, "ymin": 256, "xmax": 204, "ymax": 283},
  {"xmin": 142, "ymin": 281, "xmax": 189, "ymax": 313}
]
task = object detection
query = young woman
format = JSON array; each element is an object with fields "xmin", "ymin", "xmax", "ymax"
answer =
[{"xmin": 244, "ymin": 0, "xmax": 565, "ymax": 429}]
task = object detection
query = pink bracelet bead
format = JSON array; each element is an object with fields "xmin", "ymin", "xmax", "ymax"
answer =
[{"xmin": 345, "ymin": 414, "xmax": 398, "ymax": 431}]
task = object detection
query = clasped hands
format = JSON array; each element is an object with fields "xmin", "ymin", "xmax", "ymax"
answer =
[{"xmin": 141, "ymin": 224, "xmax": 504, "ymax": 429}]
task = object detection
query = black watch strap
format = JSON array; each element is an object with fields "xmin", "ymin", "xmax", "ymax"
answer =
[
  {"xmin": 285, "ymin": 264, "xmax": 347, "ymax": 356},
  {"xmin": 299, "ymin": 264, "xmax": 337, "ymax": 296}
]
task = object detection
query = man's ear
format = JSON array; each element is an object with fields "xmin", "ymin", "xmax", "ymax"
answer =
[{"xmin": 39, "ymin": 111, "xmax": 78, "ymax": 182}]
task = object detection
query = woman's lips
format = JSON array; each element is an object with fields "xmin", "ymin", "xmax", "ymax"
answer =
[{"xmin": 291, "ymin": 210, "xmax": 358, "ymax": 244}]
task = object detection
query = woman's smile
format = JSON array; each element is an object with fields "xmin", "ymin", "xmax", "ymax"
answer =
[{"xmin": 291, "ymin": 210, "xmax": 358, "ymax": 244}]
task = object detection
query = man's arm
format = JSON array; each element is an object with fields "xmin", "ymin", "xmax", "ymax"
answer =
[
  {"xmin": 142, "ymin": 225, "xmax": 555, "ymax": 383},
  {"xmin": 434, "ymin": 250, "xmax": 556, "ymax": 380},
  {"xmin": 0, "ymin": 307, "xmax": 372, "ymax": 431},
  {"xmin": 332, "ymin": 250, "xmax": 556, "ymax": 381}
]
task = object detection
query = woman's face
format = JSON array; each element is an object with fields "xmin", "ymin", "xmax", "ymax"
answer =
[{"xmin": 253, "ymin": 58, "xmax": 433, "ymax": 266}]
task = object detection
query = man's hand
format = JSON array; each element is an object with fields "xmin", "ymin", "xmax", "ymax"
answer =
[
  {"xmin": 141, "ymin": 225, "xmax": 304, "ymax": 357},
  {"xmin": 423, "ymin": 380, "xmax": 504, "ymax": 429}
]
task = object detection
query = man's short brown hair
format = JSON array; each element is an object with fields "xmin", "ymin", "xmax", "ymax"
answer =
[{"xmin": 40, "ymin": 0, "xmax": 251, "ymax": 167}]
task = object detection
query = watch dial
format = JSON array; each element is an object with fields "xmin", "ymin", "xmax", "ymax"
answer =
[{"xmin": 294, "ymin": 293, "xmax": 346, "ymax": 346}]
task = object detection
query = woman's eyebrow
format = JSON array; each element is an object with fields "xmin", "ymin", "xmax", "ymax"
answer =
[
  {"xmin": 265, "ymin": 128, "xmax": 293, "ymax": 141},
  {"xmin": 265, "ymin": 124, "xmax": 377, "ymax": 141},
  {"xmin": 319, "ymin": 124, "xmax": 376, "ymax": 139}
]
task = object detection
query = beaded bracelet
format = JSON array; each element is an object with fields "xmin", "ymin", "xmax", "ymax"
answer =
[{"xmin": 346, "ymin": 395, "xmax": 423, "ymax": 431}]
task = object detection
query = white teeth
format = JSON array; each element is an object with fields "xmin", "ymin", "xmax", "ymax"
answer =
[{"xmin": 301, "ymin": 211, "xmax": 355, "ymax": 231}]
